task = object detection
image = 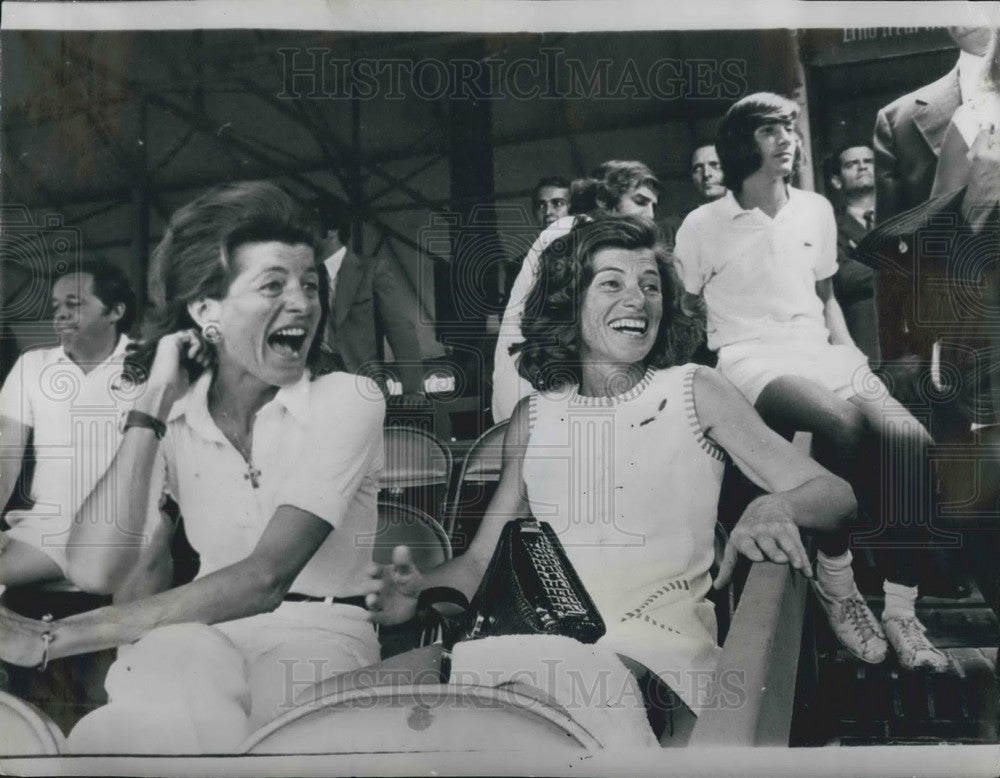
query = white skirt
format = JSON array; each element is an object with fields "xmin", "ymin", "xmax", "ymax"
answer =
[{"xmin": 718, "ymin": 335, "xmax": 876, "ymax": 405}]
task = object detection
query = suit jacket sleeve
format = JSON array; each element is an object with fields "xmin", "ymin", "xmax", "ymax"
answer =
[
  {"xmin": 372, "ymin": 256, "xmax": 425, "ymax": 394},
  {"xmin": 874, "ymin": 108, "xmax": 901, "ymax": 224},
  {"xmin": 931, "ymin": 119, "xmax": 973, "ymax": 199}
]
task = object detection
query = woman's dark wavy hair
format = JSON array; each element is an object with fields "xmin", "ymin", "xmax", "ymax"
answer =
[
  {"xmin": 716, "ymin": 92, "xmax": 801, "ymax": 193},
  {"xmin": 125, "ymin": 181, "xmax": 329, "ymax": 385},
  {"xmin": 512, "ymin": 214, "xmax": 703, "ymax": 392},
  {"xmin": 568, "ymin": 160, "xmax": 659, "ymax": 215}
]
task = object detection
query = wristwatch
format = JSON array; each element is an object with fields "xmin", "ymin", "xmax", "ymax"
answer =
[{"xmin": 122, "ymin": 410, "xmax": 166, "ymax": 439}]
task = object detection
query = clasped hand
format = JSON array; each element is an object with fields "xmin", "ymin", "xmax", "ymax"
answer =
[
  {"xmin": 0, "ymin": 603, "xmax": 51, "ymax": 667},
  {"xmin": 363, "ymin": 546, "xmax": 424, "ymax": 626},
  {"xmin": 713, "ymin": 493, "xmax": 812, "ymax": 590}
]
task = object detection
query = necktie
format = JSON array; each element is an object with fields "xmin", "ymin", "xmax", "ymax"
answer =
[{"xmin": 863, "ymin": 209, "xmax": 874, "ymax": 232}]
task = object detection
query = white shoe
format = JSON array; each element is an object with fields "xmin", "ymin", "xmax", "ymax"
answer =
[
  {"xmin": 811, "ymin": 580, "xmax": 887, "ymax": 664},
  {"xmin": 882, "ymin": 614, "xmax": 949, "ymax": 672}
]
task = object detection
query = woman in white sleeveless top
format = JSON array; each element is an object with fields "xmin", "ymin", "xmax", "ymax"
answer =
[{"xmin": 368, "ymin": 215, "xmax": 856, "ymax": 743}]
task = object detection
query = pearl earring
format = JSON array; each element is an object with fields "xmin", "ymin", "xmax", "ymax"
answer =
[{"xmin": 202, "ymin": 323, "xmax": 223, "ymax": 344}]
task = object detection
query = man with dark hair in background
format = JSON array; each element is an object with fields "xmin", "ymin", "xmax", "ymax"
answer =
[
  {"xmin": 659, "ymin": 144, "xmax": 727, "ymax": 249},
  {"xmin": 824, "ymin": 144, "xmax": 880, "ymax": 364},
  {"xmin": 530, "ymin": 176, "xmax": 570, "ymax": 229},
  {"xmin": 312, "ymin": 195, "xmax": 425, "ymax": 400},
  {"xmin": 0, "ymin": 259, "xmax": 137, "ymax": 587}
]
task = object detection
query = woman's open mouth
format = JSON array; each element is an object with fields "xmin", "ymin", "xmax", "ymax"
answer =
[
  {"xmin": 609, "ymin": 318, "xmax": 648, "ymax": 337},
  {"xmin": 266, "ymin": 326, "xmax": 309, "ymax": 358}
]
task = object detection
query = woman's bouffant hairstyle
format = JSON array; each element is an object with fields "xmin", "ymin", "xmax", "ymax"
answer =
[
  {"xmin": 511, "ymin": 214, "xmax": 702, "ymax": 392},
  {"xmin": 125, "ymin": 181, "xmax": 329, "ymax": 384},
  {"xmin": 716, "ymin": 92, "xmax": 801, "ymax": 193},
  {"xmin": 568, "ymin": 160, "xmax": 659, "ymax": 215}
]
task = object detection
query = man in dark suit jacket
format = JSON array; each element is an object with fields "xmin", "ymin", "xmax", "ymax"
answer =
[
  {"xmin": 873, "ymin": 27, "xmax": 990, "ymax": 367},
  {"xmin": 857, "ymin": 179, "xmax": 1000, "ymax": 604},
  {"xmin": 824, "ymin": 144, "xmax": 880, "ymax": 364},
  {"xmin": 312, "ymin": 196, "xmax": 426, "ymax": 399}
]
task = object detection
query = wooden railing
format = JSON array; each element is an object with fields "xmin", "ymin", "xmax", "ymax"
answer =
[{"xmin": 690, "ymin": 432, "xmax": 814, "ymax": 746}]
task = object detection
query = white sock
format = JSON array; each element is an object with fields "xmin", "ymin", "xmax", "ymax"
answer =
[
  {"xmin": 882, "ymin": 580, "xmax": 918, "ymax": 620},
  {"xmin": 816, "ymin": 549, "xmax": 855, "ymax": 599}
]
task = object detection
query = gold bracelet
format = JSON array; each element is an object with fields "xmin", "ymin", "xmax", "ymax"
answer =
[{"xmin": 37, "ymin": 613, "xmax": 54, "ymax": 672}]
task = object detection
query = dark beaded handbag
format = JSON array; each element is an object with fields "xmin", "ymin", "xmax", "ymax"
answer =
[{"xmin": 418, "ymin": 519, "xmax": 605, "ymax": 681}]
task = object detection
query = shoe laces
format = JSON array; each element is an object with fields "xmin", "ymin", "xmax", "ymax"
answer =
[
  {"xmin": 888, "ymin": 616, "xmax": 933, "ymax": 653},
  {"xmin": 842, "ymin": 596, "xmax": 881, "ymax": 643}
]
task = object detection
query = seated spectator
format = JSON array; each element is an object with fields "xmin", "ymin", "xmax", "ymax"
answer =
[
  {"xmin": 0, "ymin": 260, "xmax": 137, "ymax": 587},
  {"xmin": 823, "ymin": 144, "xmax": 880, "ymax": 363},
  {"xmin": 0, "ymin": 182, "xmax": 385, "ymax": 734},
  {"xmin": 500, "ymin": 176, "xmax": 572, "ymax": 304},
  {"xmin": 368, "ymin": 215, "xmax": 857, "ymax": 743},
  {"xmin": 675, "ymin": 93, "xmax": 948, "ymax": 671},
  {"xmin": 530, "ymin": 175, "xmax": 571, "ymax": 229},
  {"xmin": 492, "ymin": 160, "xmax": 660, "ymax": 423},
  {"xmin": 859, "ymin": 78, "xmax": 1000, "ymax": 613},
  {"xmin": 658, "ymin": 144, "xmax": 727, "ymax": 249},
  {"xmin": 690, "ymin": 144, "xmax": 727, "ymax": 205}
]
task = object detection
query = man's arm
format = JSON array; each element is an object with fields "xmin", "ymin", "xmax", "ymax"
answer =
[
  {"xmin": 366, "ymin": 396, "xmax": 533, "ymax": 623},
  {"xmin": 873, "ymin": 108, "xmax": 902, "ymax": 224},
  {"xmin": 0, "ymin": 415, "xmax": 28, "ymax": 515},
  {"xmin": 816, "ymin": 278, "xmax": 855, "ymax": 347}
]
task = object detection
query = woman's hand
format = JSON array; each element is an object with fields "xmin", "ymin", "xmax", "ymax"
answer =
[
  {"xmin": 714, "ymin": 494, "xmax": 813, "ymax": 590},
  {"xmin": 0, "ymin": 604, "xmax": 51, "ymax": 667},
  {"xmin": 140, "ymin": 329, "xmax": 212, "ymax": 414},
  {"xmin": 363, "ymin": 545, "xmax": 424, "ymax": 626}
]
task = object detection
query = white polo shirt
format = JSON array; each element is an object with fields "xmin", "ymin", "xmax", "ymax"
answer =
[
  {"xmin": 0, "ymin": 335, "xmax": 134, "ymax": 570},
  {"xmin": 152, "ymin": 370, "xmax": 384, "ymax": 597},
  {"xmin": 674, "ymin": 188, "xmax": 839, "ymax": 351}
]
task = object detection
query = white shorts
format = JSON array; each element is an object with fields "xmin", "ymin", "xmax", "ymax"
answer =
[{"xmin": 718, "ymin": 337, "xmax": 876, "ymax": 406}]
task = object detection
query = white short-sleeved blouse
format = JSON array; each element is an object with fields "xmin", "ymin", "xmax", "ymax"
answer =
[{"xmin": 151, "ymin": 370, "xmax": 385, "ymax": 597}]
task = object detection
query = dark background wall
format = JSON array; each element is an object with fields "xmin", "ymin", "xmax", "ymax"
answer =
[{"xmin": 1, "ymin": 28, "xmax": 962, "ymax": 363}]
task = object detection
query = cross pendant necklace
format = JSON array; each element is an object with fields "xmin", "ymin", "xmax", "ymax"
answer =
[
  {"xmin": 213, "ymin": 404, "xmax": 261, "ymax": 488},
  {"xmin": 244, "ymin": 463, "xmax": 262, "ymax": 489}
]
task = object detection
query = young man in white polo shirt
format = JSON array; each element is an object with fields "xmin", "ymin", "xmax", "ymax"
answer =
[
  {"xmin": 0, "ymin": 260, "xmax": 137, "ymax": 587},
  {"xmin": 674, "ymin": 93, "xmax": 948, "ymax": 672}
]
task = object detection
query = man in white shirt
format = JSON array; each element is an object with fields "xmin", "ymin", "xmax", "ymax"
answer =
[{"xmin": 0, "ymin": 260, "xmax": 137, "ymax": 586}]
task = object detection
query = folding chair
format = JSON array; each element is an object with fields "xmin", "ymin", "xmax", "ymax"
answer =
[
  {"xmin": 379, "ymin": 426, "xmax": 453, "ymax": 519},
  {"xmin": 367, "ymin": 497, "xmax": 451, "ymax": 659},
  {"xmin": 444, "ymin": 420, "xmax": 508, "ymax": 546},
  {"xmin": 422, "ymin": 361, "xmax": 481, "ymax": 441},
  {"xmin": 370, "ymin": 497, "xmax": 452, "ymax": 570}
]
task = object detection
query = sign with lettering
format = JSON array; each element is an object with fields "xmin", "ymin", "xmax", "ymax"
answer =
[{"xmin": 800, "ymin": 27, "xmax": 954, "ymax": 67}]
